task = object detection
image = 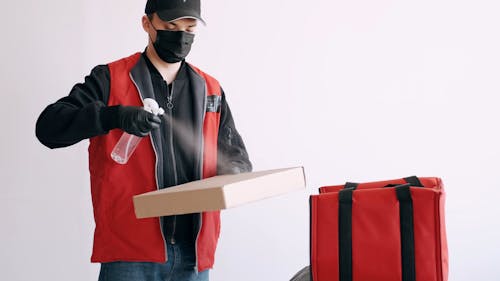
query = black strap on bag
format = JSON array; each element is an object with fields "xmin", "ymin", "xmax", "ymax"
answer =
[
  {"xmin": 396, "ymin": 184, "xmax": 417, "ymax": 281},
  {"xmin": 344, "ymin": 182, "xmax": 359, "ymax": 189},
  {"xmin": 338, "ymin": 177, "xmax": 420, "ymax": 281},
  {"xmin": 385, "ymin": 176, "xmax": 423, "ymax": 188},
  {"xmin": 403, "ymin": 176, "xmax": 423, "ymax": 187},
  {"xmin": 338, "ymin": 186, "xmax": 355, "ymax": 281}
]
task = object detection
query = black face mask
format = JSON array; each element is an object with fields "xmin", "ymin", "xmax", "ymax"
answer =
[{"xmin": 151, "ymin": 27, "xmax": 195, "ymax": 63}]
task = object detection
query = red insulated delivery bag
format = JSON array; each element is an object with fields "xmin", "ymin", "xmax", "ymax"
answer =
[{"xmin": 310, "ymin": 176, "xmax": 448, "ymax": 281}]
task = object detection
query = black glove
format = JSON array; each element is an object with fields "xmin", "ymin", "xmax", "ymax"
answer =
[{"xmin": 116, "ymin": 106, "xmax": 162, "ymax": 137}]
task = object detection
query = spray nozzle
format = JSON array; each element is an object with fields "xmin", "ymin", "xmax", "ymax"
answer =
[{"xmin": 143, "ymin": 98, "xmax": 165, "ymax": 116}]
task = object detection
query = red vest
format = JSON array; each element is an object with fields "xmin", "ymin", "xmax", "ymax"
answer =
[{"xmin": 88, "ymin": 53, "xmax": 221, "ymax": 271}]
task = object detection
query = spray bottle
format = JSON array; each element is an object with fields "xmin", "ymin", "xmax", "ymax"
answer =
[{"xmin": 110, "ymin": 98, "xmax": 164, "ymax": 164}]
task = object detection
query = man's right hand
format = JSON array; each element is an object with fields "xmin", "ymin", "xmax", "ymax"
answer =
[{"xmin": 116, "ymin": 106, "xmax": 162, "ymax": 137}]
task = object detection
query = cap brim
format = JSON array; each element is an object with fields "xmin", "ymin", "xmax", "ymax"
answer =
[{"xmin": 157, "ymin": 9, "xmax": 206, "ymax": 25}]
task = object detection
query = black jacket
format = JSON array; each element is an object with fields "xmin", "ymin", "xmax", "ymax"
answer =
[{"xmin": 36, "ymin": 52, "xmax": 252, "ymax": 243}]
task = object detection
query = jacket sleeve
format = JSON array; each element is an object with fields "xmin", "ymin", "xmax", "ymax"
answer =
[
  {"xmin": 217, "ymin": 88, "xmax": 253, "ymax": 175},
  {"xmin": 35, "ymin": 65, "xmax": 118, "ymax": 149}
]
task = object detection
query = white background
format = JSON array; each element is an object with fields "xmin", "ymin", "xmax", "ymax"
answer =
[{"xmin": 1, "ymin": 0, "xmax": 499, "ymax": 280}]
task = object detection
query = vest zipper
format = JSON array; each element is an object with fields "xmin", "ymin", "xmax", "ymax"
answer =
[
  {"xmin": 194, "ymin": 83, "xmax": 208, "ymax": 272},
  {"xmin": 170, "ymin": 216, "xmax": 177, "ymax": 245},
  {"xmin": 168, "ymin": 81, "xmax": 179, "ymax": 244},
  {"xmin": 129, "ymin": 72, "xmax": 168, "ymax": 261}
]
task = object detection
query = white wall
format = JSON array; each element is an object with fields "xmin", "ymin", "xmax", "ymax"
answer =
[{"xmin": 1, "ymin": 0, "xmax": 499, "ymax": 280}]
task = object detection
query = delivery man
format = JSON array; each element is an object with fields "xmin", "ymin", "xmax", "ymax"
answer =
[{"xmin": 35, "ymin": 0, "xmax": 252, "ymax": 280}]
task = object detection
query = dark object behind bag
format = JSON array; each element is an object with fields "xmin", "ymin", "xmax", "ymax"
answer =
[
  {"xmin": 310, "ymin": 176, "xmax": 448, "ymax": 281},
  {"xmin": 290, "ymin": 266, "xmax": 311, "ymax": 281}
]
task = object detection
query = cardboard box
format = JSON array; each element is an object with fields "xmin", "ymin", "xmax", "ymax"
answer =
[{"xmin": 133, "ymin": 167, "xmax": 306, "ymax": 218}]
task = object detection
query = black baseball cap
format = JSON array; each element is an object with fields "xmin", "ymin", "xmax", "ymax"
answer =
[{"xmin": 145, "ymin": 0, "xmax": 206, "ymax": 25}]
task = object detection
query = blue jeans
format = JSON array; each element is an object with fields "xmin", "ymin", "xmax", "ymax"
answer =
[{"xmin": 98, "ymin": 241, "xmax": 209, "ymax": 281}]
